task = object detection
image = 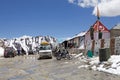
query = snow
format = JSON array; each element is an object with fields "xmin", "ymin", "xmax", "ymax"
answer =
[
  {"xmin": 97, "ymin": 55, "xmax": 120, "ymax": 75},
  {"xmin": 0, "ymin": 47, "xmax": 4, "ymax": 57},
  {"xmin": 76, "ymin": 53, "xmax": 120, "ymax": 75},
  {"xmin": 65, "ymin": 31, "xmax": 87, "ymax": 41},
  {"xmin": 78, "ymin": 65, "xmax": 89, "ymax": 69},
  {"xmin": 75, "ymin": 31, "xmax": 87, "ymax": 37},
  {"xmin": 1, "ymin": 35, "xmax": 58, "ymax": 56},
  {"xmin": 20, "ymin": 41, "xmax": 29, "ymax": 55},
  {"xmin": 112, "ymin": 24, "xmax": 120, "ymax": 29},
  {"xmin": 74, "ymin": 53, "xmax": 83, "ymax": 58},
  {"xmin": 78, "ymin": 44, "xmax": 84, "ymax": 49},
  {"xmin": 65, "ymin": 37, "xmax": 72, "ymax": 41},
  {"xmin": 72, "ymin": 31, "xmax": 87, "ymax": 39}
]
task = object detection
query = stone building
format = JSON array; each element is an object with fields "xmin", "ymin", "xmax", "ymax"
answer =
[
  {"xmin": 110, "ymin": 24, "xmax": 120, "ymax": 38},
  {"xmin": 85, "ymin": 20, "xmax": 110, "ymax": 56}
]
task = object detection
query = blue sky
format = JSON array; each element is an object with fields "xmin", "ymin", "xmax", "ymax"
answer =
[{"xmin": 0, "ymin": 0, "xmax": 120, "ymax": 41}]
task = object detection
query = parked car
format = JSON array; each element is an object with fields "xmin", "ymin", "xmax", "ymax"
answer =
[
  {"xmin": 4, "ymin": 47, "xmax": 17, "ymax": 58},
  {"xmin": 38, "ymin": 42, "xmax": 52, "ymax": 59}
]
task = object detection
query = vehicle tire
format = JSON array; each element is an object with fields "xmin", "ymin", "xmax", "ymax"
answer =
[
  {"xmin": 56, "ymin": 55, "xmax": 61, "ymax": 60},
  {"xmin": 49, "ymin": 56, "xmax": 52, "ymax": 59},
  {"xmin": 38, "ymin": 57, "xmax": 41, "ymax": 60}
]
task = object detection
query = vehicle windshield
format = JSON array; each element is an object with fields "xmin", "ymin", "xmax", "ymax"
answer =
[{"xmin": 39, "ymin": 45, "xmax": 51, "ymax": 50}]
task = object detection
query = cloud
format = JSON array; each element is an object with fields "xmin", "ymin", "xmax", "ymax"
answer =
[
  {"xmin": 68, "ymin": 0, "xmax": 120, "ymax": 17},
  {"xmin": 68, "ymin": 0, "xmax": 75, "ymax": 3},
  {"xmin": 93, "ymin": 0, "xmax": 120, "ymax": 17},
  {"xmin": 77, "ymin": 0, "xmax": 98, "ymax": 7},
  {"xmin": 68, "ymin": 0, "xmax": 98, "ymax": 7}
]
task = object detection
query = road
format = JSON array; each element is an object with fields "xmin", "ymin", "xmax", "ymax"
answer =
[{"xmin": 0, "ymin": 55, "xmax": 120, "ymax": 80}]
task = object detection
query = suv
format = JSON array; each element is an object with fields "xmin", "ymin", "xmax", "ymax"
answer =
[
  {"xmin": 38, "ymin": 42, "xmax": 52, "ymax": 59},
  {"xmin": 4, "ymin": 47, "xmax": 17, "ymax": 58}
]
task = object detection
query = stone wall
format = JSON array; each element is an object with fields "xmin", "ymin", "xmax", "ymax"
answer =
[{"xmin": 110, "ymin": 29, "xmax": 120, "ymax": 38}]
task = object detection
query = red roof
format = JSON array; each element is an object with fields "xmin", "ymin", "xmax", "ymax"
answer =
[{"xmin": 92, "ymin": 20, "xmax": 110, "ymax": 32}]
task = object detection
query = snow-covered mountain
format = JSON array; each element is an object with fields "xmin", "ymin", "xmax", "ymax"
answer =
[{"xmin": 0, "ymin": 35, "xmax": 58, "ymax": 56}]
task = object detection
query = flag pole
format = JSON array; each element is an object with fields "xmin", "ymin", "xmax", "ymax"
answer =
[{"xmin": 97, "ymin": 6, "xmax": 100, "ymax": 20}]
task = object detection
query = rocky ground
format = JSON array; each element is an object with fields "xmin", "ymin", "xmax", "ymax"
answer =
[{"xmin": 0, "ymin": 54, "xmax": 120, "ymax": 80}]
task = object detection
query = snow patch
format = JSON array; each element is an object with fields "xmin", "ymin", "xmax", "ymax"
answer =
[{"xmin": 78, "ymin": 55, "xmax": 120, "ymax": 75}]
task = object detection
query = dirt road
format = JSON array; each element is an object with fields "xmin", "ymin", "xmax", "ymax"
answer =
[{"xmin": 0, "ymin": 55, "xmax": 120, "ymax": 80}]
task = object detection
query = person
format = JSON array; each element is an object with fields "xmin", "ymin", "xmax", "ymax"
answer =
[
  {"xmin": 17, "ymin": 44, "xmax": 22, "ymax": 56},
  {"xmin": 59, "ymin": 46, "xmax": 69, "ymax": 57}
]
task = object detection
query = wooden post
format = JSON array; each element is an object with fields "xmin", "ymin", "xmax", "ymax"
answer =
[
  {"xmin": 110, "ymin": 38, "xmax": 115, "ymax": 55},
  {"xmin": 91, "ymin": 40, "xmax": 95, "ymax": 54},
  {"xmin": 101, "ymin": 39, "xmax": 104, "ymax": 48}
]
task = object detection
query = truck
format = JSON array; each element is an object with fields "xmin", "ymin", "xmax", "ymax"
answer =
[{"xmin": 38, "ymin": 41, "xmax": 52, "ymax": 59}]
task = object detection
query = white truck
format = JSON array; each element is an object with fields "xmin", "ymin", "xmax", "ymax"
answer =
[{"xmin": 38, "ymin": 42, "xmax": 52, "ymax": 59}]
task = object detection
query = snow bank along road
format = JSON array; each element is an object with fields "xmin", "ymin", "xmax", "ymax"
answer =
[{"xmin": 0, "ymin": 55, "xmax": 120, "ymax": 80}]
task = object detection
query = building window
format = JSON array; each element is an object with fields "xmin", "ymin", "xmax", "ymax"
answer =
[
  {"xmin": 90, "ymin": 26, "xmax": 94, "ymax": 40},
  {"xmin": 99, "ymin": 30, "xmax": 102, "ymax": 39}
]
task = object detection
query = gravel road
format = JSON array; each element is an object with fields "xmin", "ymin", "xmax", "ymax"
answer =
[{"xmin": 0, "ymin": 55, "xmax": 120, "ymax": 80}]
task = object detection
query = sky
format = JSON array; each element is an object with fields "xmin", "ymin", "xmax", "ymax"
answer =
[{"xmin": 0, "ymin": 0, "xmax": 120, "ymax": 41}]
